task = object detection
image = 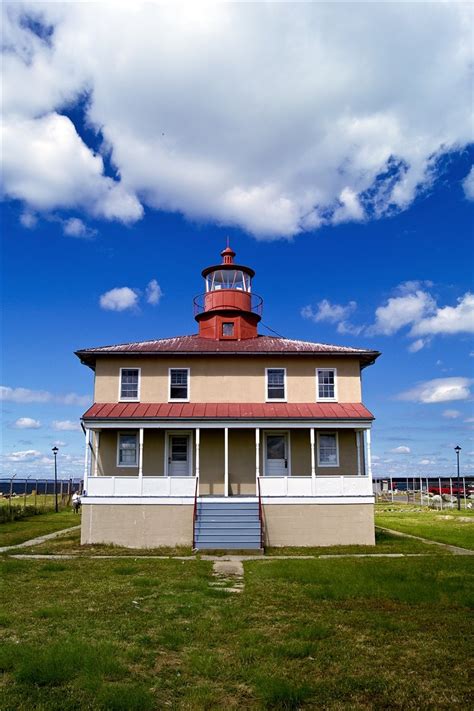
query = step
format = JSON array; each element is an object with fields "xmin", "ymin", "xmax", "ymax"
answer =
[
  {"xmin": 195, "ymin": 535, "xmax": 261, "ymax": 543},
  {"xmin": 195, "ymin": 542, "xmax": 262, "ymax": 550},
  {"xmin": 198, "ymin": 502, "xmax": 258, "ymax": 509},
  {"xmin": 197, "ymin": 515, "xmax": 260, "ymax": 523},
  {"xmin": 195, "ymin": 521, "xmax": 260, "ymax": 530}
]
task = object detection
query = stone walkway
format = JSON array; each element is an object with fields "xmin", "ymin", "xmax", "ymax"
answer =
[{"xmin": 0, "ymin": 525, "xmax": 80, "ymax": 554}]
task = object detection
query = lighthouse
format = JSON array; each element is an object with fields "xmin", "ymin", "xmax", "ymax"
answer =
[{"xmin": 194, "ymin": 244, "xmax": 263, "ymax": 340}]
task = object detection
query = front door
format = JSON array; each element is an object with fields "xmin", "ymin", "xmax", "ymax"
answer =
[
  {"xmin": 168, "ymin": 434, "xmax": 190, "ymax": 476},
  {"xmin": 265, "ymin": 433, "xmax": 288, "ymax": 476}
]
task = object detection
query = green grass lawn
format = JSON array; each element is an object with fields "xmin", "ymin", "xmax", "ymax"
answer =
[
  {"xmin": 375, "ymin": 505, "xmax": 474, "ymax": 550},
  {"xmin": 0, "ymin": 555, "xmax": 472, "ymax": 709},
  {"xmin": 0, "ymin": 510, "xmax": 79, "ymax": 548}
]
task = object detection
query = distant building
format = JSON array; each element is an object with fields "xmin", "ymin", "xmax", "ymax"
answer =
[{"xmin": 76, "ymin": 245, "xmax": 380, "ymax": 549}]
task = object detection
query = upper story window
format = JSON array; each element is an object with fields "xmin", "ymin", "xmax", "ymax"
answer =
[
  {"xmin": 169, "ymin": 368, "xmax": 189, "ymax": 401},
  {"xmin": 119, "ymin": 368, "xmax": 140, "ymax": 401},
  {"xmin": 318, "ymin": 433, "xmax": 339, "ymax": 467},
  {"xmin": 117, "ymin": 433, "xmax": 138, "ymax": 467},
  {"xmin": 222, "ymin": 322, "xmax": 235, "ymax": 337},
  {"xmin": 266, "ymin": 368, "xmax": 286, "ymax": 401},
  {"xmin": 317, "ymin": 368, "xmax": 337, "ymax": 401}
]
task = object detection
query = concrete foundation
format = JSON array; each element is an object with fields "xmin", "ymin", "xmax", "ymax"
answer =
[{"xmin": 81, "ymin": 501, "xmax": 375, "ymax": 548}]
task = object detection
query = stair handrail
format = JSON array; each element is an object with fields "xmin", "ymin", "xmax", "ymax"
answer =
[
  {"xmin": 192, "ymin": 476, "xmax": 199, "ymax": 550},
  {"xmin": 257, "ymin": 476, "xmax": 264, "ymax": 550}
]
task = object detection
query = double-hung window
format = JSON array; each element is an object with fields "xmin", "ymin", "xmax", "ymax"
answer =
[
  {"xmin": 318, "ymin": 433, "xmax": 339, "ymax": 467},
  {"xmin": 120, "ymin": 368, "xmax": 140, "ymax": 400},
  {"xmin": 266, "ymin": 368, "xmax": 286, "ymax": 401},
  {"xmin": 117, "ymin": 433, "xmax": 138, "ymax": 467},
  {"xmin": 169, "ymin": 368, "xmax": 189, "ymax": 401},
  {"xmin": 317, "ymin": 368, "xmax": 337, "ymax": 401}
]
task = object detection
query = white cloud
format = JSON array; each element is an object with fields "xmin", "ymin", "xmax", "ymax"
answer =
[
  {"xmin": 20, "ymin": 211, "xmax": 37, "ymax": 229},
  {"xmin": 1, "ymin": 3, "xmax": 472, "ymax": 237},
  {"xmin": 419, "ymin": 459, "xmax": 435, "ymax": 466},
  {"xmin": 369, "ymin": 289, "xmax": 436, "ymax": 336},
  {"xmin": 411, "ymin": 292, "xmax": 474, "ymax": 337},
  {"xmin": 397, "ymin": 377, "xmax": 472, "ymax": 404},
  {"xmin": 465, "ymin": 417, "xmax": 474, "ymax": 424},
  {"xmin": 52, "ymin": 420, "xmax": 81, "ymax": 431},
  {"xmin": 0, "ymin": 386, "xmax": 89, "ymax": 406},
  {"xmin": 462, "ymin": 166, "xmax": 474, "ymax": 200},
  {"xmin": 6, "ymin": 449, "xmax": 41, "ymax": 462},
  {"xmin": 442, "ymin": 409, "xmax": 461, "ymax": 419},
  {"xmin": 99, "ymin": 286, "xmax": 139, "ymax": 312},
  {"xmin": 407, "ymin": 338, "xmax": 427, "ymax": 353},
  {"xmin": 301, "ymin": 299, "xmax": 357, "ymax": 325},
  {"xmin": 146, "ymin": 279, "xmax": 163, "ymax": 306},
  {"xmin": 62, "ymin": 217, "xmax": 91, "ymax": 239},
  {"xmin": 13, "ymin": 417, "xmax": 41, "ymax": 429},
  {"xmin": 390, "ymin": 446, "xmax": 411, "ymax": 454},
  {"xmin": 52, "ymin": 440, "xmax": 67, "ymax": 447}
]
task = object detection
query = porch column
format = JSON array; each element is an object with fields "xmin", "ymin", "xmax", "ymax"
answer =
[
  {"xmin": 224, "ymin": 427, "xmax": 229, "ymax": 497},
  {"xmin": 138, "ymin": 428, "xmax": 144, "ymax": 481},
  {"xmin": 310, "ymin": 428, "xmax": 316, "ymax": 495},
  {"xmin": 356, "ymin": 430, "xmax": 362, "ymax": 476},
  {"xmin": 83, "ymin": 428, "xmax": 90, "ymax": 492},
  {"xmin": 364, "ymin": 429, "xmax": 372, "ymax": 478},
  {"xmin": 93, "ymin": 430, "xmax": 100, "ymax": 477},
  {"xmin": 195, "ymin": 428, "xmax": 200, "ymax": 481},
  {"xmin": 255, "ymin": 428, "xmax": 260, "ymax": 489}
]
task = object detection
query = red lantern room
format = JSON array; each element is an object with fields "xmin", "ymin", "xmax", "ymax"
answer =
[{"xmin": 194, "ymin": 244, "xmax": 263, "ymax": 340}]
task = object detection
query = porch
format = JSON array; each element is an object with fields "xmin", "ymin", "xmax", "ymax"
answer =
[{"xmin": 83, "ymin": 424, "xmax": 373, "ymax": 500}]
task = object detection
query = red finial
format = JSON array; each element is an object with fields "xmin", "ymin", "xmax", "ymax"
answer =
[{"xmin": 221, "ymin": 241, "xmax": 236, "ymax": 265}]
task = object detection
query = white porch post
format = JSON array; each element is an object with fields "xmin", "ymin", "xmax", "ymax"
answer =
[
  {"xmin": 83, "ymin": 428, "xmax": 90, "ymax": 492},
  {"xmin": 255, "ymin": 428, "xmax": 260, "ymax": 491},
  {"xmin": 364, "ymin": 429, "xmax": 372, "ymax": 478},
  {"xmin": 224, "ymin": 427, "xmax": 229, "ymax": 497},
  {"xmin": 138, "ymin": 428, "xmax": 144, "ymax": 490},
  {"xmin": 195, "ymin": 428, "xmax": 200, "ymax": 490},
  {"xmin": 310, "ymin": 428, "xmax": 316, "ymax": 495},
  {"xmin": 356, "ymin": 431, "xmax": 362, "ymax": 476},
  {"xmin": 93, "ymin": 430, "xmax": 100, "ymax": 477}
]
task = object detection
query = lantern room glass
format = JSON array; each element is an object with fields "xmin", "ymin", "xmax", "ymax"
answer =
[{"xmin": 205, "ymin": 269, "xmax": 251, "ymax": 292}]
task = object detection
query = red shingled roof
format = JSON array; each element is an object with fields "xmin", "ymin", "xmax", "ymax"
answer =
[
  {"xmin": 76, "ymin": 334, "xmax": 380, "ymax": 369},
  {"xmin": 82, "ymin": 402, "xmax": 374, "ymax": 421}
]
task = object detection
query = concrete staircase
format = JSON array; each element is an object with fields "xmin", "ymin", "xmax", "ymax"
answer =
[{"xmin": 194, "ymin": 499, "xmax": 262, "ymax": 550}]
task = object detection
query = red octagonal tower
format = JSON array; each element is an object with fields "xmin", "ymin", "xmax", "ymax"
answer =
[{"xmin": 194, "ymin": 244, "xmax": 263, "ymax": 340}]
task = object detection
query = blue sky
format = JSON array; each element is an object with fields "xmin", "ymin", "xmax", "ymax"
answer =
[{"xmin": 1, "ymin": 2, "xmax": 473, "ymax": 479}]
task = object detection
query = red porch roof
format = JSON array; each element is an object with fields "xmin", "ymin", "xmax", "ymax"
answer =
[{"xmin": 82, "ymin": 402, "xmax": 374, "ymax": 421}]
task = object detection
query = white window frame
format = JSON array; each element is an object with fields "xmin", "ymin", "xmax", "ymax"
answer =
[
  {"xmin": 317, "ymin": 431, "xmax": 339, "ymax": 468},
  {"xmin": 263, "ymin": 430, "xmax": 291, "ymax": 476},
  {"xmin": 164, "ymin": 430, "xmax": 194, "ymax": 477},
  {"xmin": 265, "ymin": 367, "xmax": 287, "ymax": 402},
  {"xmin": 168, "ymin": 367, "xmax": 190, "ymax": 402},
  {"xmin": 316, "ymin": 367, "xmax": 338, "ymax": 402},
  {"xmin": 116, "ymin": 431, "xmax": 138, "ymax": 468},
  {"xmin": 118, "ymin": 367, "xmax": 141, "ymax": 402}
]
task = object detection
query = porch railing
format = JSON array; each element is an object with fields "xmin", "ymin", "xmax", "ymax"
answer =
[
  {"xmin": 192, "ymin": 477, "xmax": 199, "ymax": 549},
  {"xmin": 258, "ymin": 475, "xmax": 372, "ymax": 497},
  {"xmin": 86, "ymin": 476, "xmax": 197, "ymax": 497}
]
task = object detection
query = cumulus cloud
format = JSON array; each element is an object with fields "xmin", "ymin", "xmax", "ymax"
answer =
[
  {"xmin": 411, "ymin": 293, "xmax": 474, "ymax": 337},
  {"xmin": 0, "ymin": 385, "xmax": 89, "ymax": 406},
  {"xmin": 99, "ymin": 286, "xmax": 139, "ymax": 312},
  {"xmin": 442, "ymin": 409, "xmax": 461, "ymax": 419},
  {"xmin": 419, "ymin": 459, "xmax": 435, "ymax": 466},
  {"xmin": 397, "ymin": 377, "xmax": 472, "ymax": 404},
  {"xmin": 390, "ymin": 446, "xmax": 411, "ymax": 454},
  {"xmin": 301, "ymin": 299, "xmax": 357, "ymax": 324},
  {"xmin": 62, "ymin": 217, "xmax": 94, "ymax": 239},
  {"xmin": 463, "ymin": 166, "xmax": 474, "ymax": 200},
  {"xmin": 13, "ymin": 417, "xmax": 41, "ymax": 429},
  {"xmin": 369, "ymin": 289, "xmax": 436, "ymax": 336},
  {"xmin": 1, "ymin": 3, "xmax": 473, "ymax": 237},
  {"xmin": 20, "ymin": 211, "xmax": 37, "ymax": 229},
  {"xmin": 6, "ymin": 449, "xmax": 41, "ymax": 462},
  {"xmin": 146, "ymin": 279, "xmax": 163, "ymax": 306},
  {"xmin": 52, "ymin": 420, "xmax": 81, "ymax": 431}
]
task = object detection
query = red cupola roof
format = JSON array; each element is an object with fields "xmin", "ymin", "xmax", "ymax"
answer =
[{"xmin": 194, "ymin": 244, "xmax": 262, "ymax": 341}]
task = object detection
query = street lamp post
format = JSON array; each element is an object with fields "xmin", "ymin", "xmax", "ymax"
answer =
[
  {"xmin": 454, "ymin": 445, "xmax": 461, "ymax": 511},
  {"xmin": 52, "ymin": 446, "xmax": 59, "ymax": 513}
]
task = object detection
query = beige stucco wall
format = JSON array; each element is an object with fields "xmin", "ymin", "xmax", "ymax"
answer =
[
  {"xmin": 93, "ymin": 427, "xmax": 362, "ymax": 481},
  {"xmin": 81, "ymin": 504, "xmax": 193, "ymax": 547},
  {"xmin": 94, "ymin": 355, "xmax": 361, "ymax": 403},
  {"xmin": 262, "ymin": 504, "xmax": 375, "ymax": 546}
]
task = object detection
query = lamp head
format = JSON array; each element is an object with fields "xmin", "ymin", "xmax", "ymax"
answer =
[
  {"xmin": 454, "ymin": 445, "xmax": 461, "ymax": 454},
  {"xmin": 52, "ymin": 446, "xmax": 59, "ymax": 454}
]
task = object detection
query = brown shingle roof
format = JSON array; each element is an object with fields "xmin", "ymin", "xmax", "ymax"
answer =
[{"xmin": 76, "ymin": 334, "xmax": 380, "ymax": 368}]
